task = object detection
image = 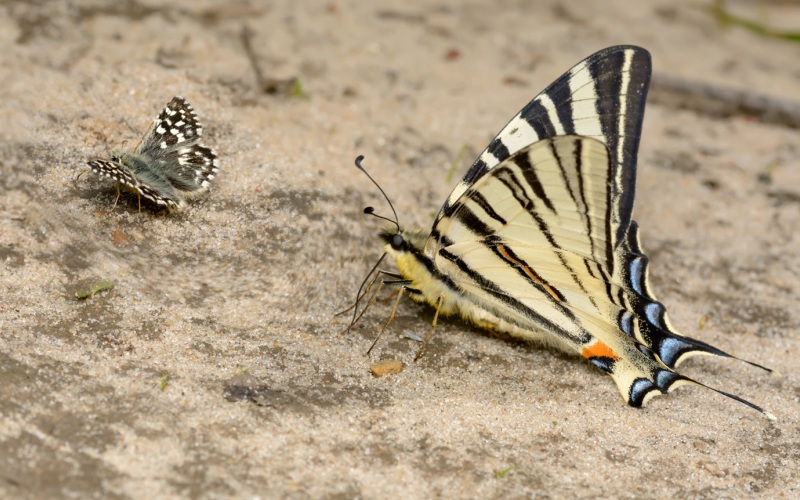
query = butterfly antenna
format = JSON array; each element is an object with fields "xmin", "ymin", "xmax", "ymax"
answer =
[
  {"xmin": 354, "ymin": 155, "xmax": 400, "ymax": 231},
  {"xmin": 363, "ymin": 207, "xmax": 398, "ymax": 226}
]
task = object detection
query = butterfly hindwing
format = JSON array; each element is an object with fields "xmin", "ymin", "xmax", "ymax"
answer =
[
  {"xmin": 439, "ymin": 136, "xmax": 700, "ymax": 406},
  {"xmin": 428, "ymin": 135, "xmax": 770, "ymax": 415},
  {"xmin": 616, "ymin": 222, "xmax": 773, "ymax": 373}
]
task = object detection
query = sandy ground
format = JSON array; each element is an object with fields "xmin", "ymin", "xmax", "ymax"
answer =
[{"xmin": 1, "ymin": 0, "xmax": 799, "ymax": 498}]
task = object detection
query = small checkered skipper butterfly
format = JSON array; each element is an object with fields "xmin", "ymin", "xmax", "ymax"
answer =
[{"xmin": 86, "ymin": 96, "xmax": 218, "ymax": 213}]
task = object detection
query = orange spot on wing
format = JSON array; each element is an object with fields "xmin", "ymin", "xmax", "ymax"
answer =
[{"xmin": 581, "ymin": 340, "xmax": 619, "ymax": 360}]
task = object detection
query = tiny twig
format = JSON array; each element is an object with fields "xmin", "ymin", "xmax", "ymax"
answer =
[
  {"xmin": 649, "ymin": 73, "xmax": 800, "ymax": 129},
  {"xmin": 240, "ymin": 25, "xmax": 265, "ymax": 87},
  {"xmin": 239, "ymin": 25, "xmax": 309, "ymax": 98}
]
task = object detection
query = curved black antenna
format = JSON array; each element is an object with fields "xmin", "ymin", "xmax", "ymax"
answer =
[
  {"xmin": 354, "ymin": 155, "xmax": 400, "ymax": 231},
  {"xmin": 362, "ymin": 207, "xmax": 399, "ymax": 227}
]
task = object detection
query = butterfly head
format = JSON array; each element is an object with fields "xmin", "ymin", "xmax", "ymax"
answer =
[
  {"xmin": 107, "ymin": 139, "xmax": 132, "ymax": 163},
  {"xmin": 377, "ymin": 225, "xmax": 433, "ymax": 300},
  {"xmin": 377, "ymin": 225, "xmax": 427, "ymax": 258}
]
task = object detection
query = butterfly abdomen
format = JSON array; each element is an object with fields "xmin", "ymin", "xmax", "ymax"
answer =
[{"xmin": 115, "ymin": 153, "xmax": 161, "ymax": 176}]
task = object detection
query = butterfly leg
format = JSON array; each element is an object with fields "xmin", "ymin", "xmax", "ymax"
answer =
[
  {"xmin": 110, "ymin": 182, "xmax": 122, "ymax": 213},
  {"xmin": 414, "ymin": 295, "xmax": 444, "ymax": 362},
  {"xmin": 343, "ymin": 279, "xmax": 384, "ymax": 333},
  {"xmin": 336, "ymin": 268, "xmax": 386, "ymax": 319},
  {"xmin": 339, "ymin": 270, "xmax": 403, "ymax": 333},
  {"xmin": 366, "ymin": 283, "xmax": 407, "ymax": 356},
  {"xmin": 339, "ymin": 252, "xmax": 388, "ymax": 325}
]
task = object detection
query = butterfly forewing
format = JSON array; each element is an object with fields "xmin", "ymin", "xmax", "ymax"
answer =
[
  {"xmin": 436, "ymin": 45, "xmax": 651, "ymax": 250},
  {"xmin": 135, "ymin": 96, "xmax": 204, "ymax": 153}
]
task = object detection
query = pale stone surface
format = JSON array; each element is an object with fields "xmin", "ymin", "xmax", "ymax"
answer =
[{"xmin": 1, "ymin": 1, "xmax": 799, "ymax": 497}]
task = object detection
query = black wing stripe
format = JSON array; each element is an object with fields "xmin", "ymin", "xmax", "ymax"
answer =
[
  {"xmin": 493, "ymin": 244, "xmax": 569, "ymax": 305},
  {"xmin": 462, "ymin": 158, "xmax": 489, "ymax": 187},
  {"xmin": 469, "ymin": 190, "xmax": 508, "ymax": 225},
  {"xmin": 546, "ymin": 138, "xmax": 580, "ymax": 215},
  {"xmin": 548, "ymin": 79, "xmax": 577, "ymax": 135},
  {"xmin": 511, "ymin": 153, "xmax": 555, "ymax": 214},
  {"xmin": 497, "ymin": 152, "xmax": 600, "ymax": 310},
  {"xmin": 520, "ymin": 99, "xmax": 557, "ymax": 141},
  {"xmin": 582, "ymin": 258, "xmax": 598, "ymax": 279},
  {"xmin": 487, "ymin": 138, "xmax": 511, "ymax": 164},
  {"xmin": 602, "ymin": 133, "xmax": 616, "ymax": 272},
  {"xmin": 456, "ymin": 206, "xmax": 497, "ymax": 240}
]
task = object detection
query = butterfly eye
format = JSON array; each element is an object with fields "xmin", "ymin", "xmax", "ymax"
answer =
[{"xmin": 391, "ymin": 234, "xmax": 406, "ymax": 251}]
